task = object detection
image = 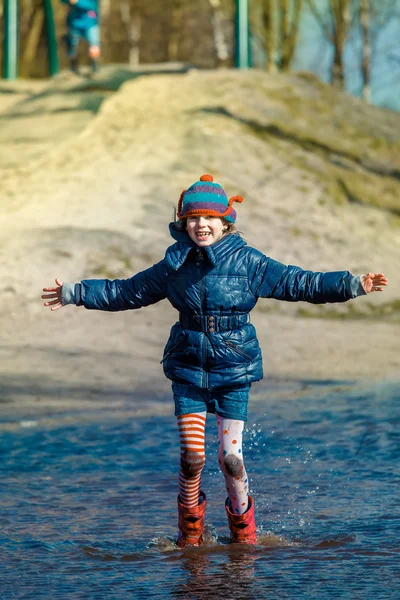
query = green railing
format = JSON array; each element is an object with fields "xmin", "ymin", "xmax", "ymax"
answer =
[
  {"xmin": 3, "ymin": 0, "xmax": 59, "ymax": 79},
  {"xmin": 3, "ymin": 0, "xmax": 18, "ymax": 79},
  {"xmin": 235, "ymin": 0, "xmax": 250, "ymax": 69},
  {"xmin": 43, "ymin": 0, "xmax": 59, "ymax": 76}
]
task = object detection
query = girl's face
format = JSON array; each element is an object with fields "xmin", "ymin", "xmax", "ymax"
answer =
[{"xmin": 186, "ymin": 216, "xmax": 226, "ymax": 247}]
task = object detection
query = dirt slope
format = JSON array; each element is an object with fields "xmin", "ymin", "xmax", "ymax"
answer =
[{"xmin": 1, "ymin": 67, "xmax": 399, "ymax": 419}]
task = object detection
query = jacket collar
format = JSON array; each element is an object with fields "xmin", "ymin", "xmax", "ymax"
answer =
[{"xmin": 165, "ymin": 223, "xmax": 247, "ymax": 271}]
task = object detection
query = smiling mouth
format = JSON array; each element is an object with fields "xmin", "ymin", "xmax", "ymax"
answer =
[{"xmin": 196, "ymin": 232, "xmax": 211, "ymax": 238}]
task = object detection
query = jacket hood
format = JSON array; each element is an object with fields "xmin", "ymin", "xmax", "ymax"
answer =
[{"xmin": 166, "ymin": 222, "xmax": 247, "ymax": 271}]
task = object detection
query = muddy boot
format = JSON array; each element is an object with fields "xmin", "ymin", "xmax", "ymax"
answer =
[
  {"xmin": 69, "ymin": 58, "xmax": 79, "ymax": 74},
  {"xmin": 225, "ymin": 495, "xmax": 257, "ymax": 544},
  {"xmin": 177, "ymin": 491, "xmax": 206, "ymax": 548},
  {"xmin": 90, "ymin": 58, "xmax": 98, "ymax": 74}
]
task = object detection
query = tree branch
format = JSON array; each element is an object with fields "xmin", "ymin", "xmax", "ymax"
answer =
[{"xmin": 305, "ymin": 0, "xmax": 334, "ymax": 42}]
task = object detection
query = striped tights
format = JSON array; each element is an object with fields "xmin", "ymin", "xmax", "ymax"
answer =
[{"xmin": 177, "ymin": 412, "xmax": 249, "ymax": 514}]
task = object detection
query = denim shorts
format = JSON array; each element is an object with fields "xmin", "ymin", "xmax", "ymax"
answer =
[
  {"xmin": 67, "ymin": 25, "xmax": 100, "ymax": 56},
  {"xmin": 172, "ymin": 382, "xmax": 250, "ymax": 421}
]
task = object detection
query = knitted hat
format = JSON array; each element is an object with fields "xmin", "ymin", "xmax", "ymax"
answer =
[{"xmin": 177, "ymin": 174, "xmax": 243, "ymax": 224}]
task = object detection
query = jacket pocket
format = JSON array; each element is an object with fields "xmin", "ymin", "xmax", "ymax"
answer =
[
  {"xmin": 160, "ymin": 337, "xmax": 186, "ymax": 364},
  {"xmin": 224, "ymin": 339, "xmax": 253, "ymax": 362}
]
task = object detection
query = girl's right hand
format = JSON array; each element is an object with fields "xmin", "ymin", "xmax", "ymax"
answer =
[
  {"xmin": 42, "ymin": 278, "xmax": 64, "ymax": 311},
  {"xmin": 360, "ymin": 273, "xmax": 388, "ymax": 294}
]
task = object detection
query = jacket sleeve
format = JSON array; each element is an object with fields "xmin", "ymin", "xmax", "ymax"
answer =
[
  {"xmin": 251, "ymin": 255, "xmax": 358, "ymax": 304},
  {"xmin": 78, "ymin": 260, "xmax": 169, "ymax": 311}
]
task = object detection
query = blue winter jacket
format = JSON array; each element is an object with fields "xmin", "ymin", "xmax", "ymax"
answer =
[
  {"xmin": 71, "ymin": 226, "xmax": 363, "ymax": 389},
  {"xmin": 61, "ymin": 0, "xmax": 99, "ymax": 29}
]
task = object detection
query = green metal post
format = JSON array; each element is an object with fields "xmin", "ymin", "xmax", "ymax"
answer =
[
  {"xmin": 3, "ymin": 0, "xmax": 18, "ymax": 79},
  {"xmin": 43, "ymin": 0, "xmax": 59, "ymax": 76},
  {"xmin": 235, "ymin": 0, "xmax": 250, "ymax": 69}
]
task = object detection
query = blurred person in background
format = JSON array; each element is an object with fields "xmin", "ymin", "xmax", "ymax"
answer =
[{"xmin": 61, "ymin": 0, "xmax": 100, "ymax": 74}]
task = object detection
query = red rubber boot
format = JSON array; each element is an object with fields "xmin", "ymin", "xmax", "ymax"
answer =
[
  {"xmin": 177, "ymin": 492, "xmax": 206, "ymax": 548},
  {"xmin": 225, "ymin": 495, "xmax": 257, "ymax": 544}
]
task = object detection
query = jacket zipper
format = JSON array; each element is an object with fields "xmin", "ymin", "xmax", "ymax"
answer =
[
  {"xmin": 224, "ymin": 339, "xmax": 253, "ymax": 362},
  {"xmin": 198, "ymin": 250, "xmax": 209, "ymax": 389}
]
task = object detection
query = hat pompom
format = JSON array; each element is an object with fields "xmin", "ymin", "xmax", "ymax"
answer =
[{"xmin": 200, "ymin": 174, "xmax": 214, "ymax": 182}]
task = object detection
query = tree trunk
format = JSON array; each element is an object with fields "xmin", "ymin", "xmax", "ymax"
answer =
[
  {"xmin": 280, "ymin": 0, "xmax": 302, "ymax": 71},
  {"xmin": 329, "ymin": 0, "xmax": 350, "ymax": 88},
  {"xmin": 129, "ymin": 11, "xmax": 141, "ymax": 66},
  {"xmin": 100, "ymin": 0, "xmax": 111, "ymax": 19},
  {"xmin": 120, "ymin": 1, "xmax": 141, "ymax": 66},
  {"xmin": 360, "ymin": 0, "xmax": 371, "ymax": 102},
  {"xmin": 20, "ymin": 8, "xmax": 44, "ymax": 77},
  {"xmin": 168, "ymin": 0, "xmax": 184, "ymax": 62},
  {"xmin": 306, "ymin": 0, "xmax": 351, "ymax": 88},
  {"xmin": 264, "ymin": 0, "xmax": 277, "ymax": 72},
  {"xmin": 208, "ymin": 0, "xmax": 229, "ymax": 66},
  {"xmin": 332, "ymin": 44, "xmax": 345, "ymax": 88}
]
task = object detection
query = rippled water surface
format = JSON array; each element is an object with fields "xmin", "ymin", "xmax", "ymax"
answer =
[{"xmin": 1, "ymin": 381, "xmax": 399, "ymax": 599}]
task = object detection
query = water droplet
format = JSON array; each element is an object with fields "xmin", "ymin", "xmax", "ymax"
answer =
[{"xmin": 20, "ymin": 420, "xmax": 37, "ymax": 428}]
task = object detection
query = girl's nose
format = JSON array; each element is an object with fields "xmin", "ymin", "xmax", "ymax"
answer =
[{"xmin": 198, "ymin": 216, "xmax": 207, "ymax": 226}]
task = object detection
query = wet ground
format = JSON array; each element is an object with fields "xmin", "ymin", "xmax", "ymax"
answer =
[{"xmin": 1, "ymin": 380, "xmax": 399, "ymax": 599}]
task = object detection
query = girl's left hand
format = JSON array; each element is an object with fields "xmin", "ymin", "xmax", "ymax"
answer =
[{"xmin": 360, "ymin": 273, "xmax": 388, "ymax": 293}]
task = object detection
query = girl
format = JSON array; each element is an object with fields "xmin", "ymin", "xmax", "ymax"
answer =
[{"xmin": 42, "ymin": 174, "xmax": 388, "ymax": 547}]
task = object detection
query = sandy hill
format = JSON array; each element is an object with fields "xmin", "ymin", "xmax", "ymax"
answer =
[{"xmin": 0, "ymin": 66, "xmax": 399, "ymax": 421}]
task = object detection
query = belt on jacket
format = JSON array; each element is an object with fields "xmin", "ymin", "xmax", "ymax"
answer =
[{"xmin": 179, "ymin": 313, "xmax": 249, "ymax": 333}]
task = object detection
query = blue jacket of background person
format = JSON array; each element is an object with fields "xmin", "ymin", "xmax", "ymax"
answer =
[
  {"xmin": 61, "ymin": 0, "xmax": 99, "ymax": 30},
  {"xmin": 75, "ymin": 225, "xmax": 360, "ymax": 389}
]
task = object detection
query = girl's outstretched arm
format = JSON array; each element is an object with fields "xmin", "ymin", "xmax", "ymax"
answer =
[
  {"xmin": 42, "ymin": 260, "xmax": 170, "ymax": 313},
  {"xmin": 360, "ymin": 273, "xmax": 388, "ymax": 293},
  {"xmin": 42, "ymin": 278, "xmax": 64, "ymax": 311},
  {"xmin": 251, "ymin": 254, "xmax": 388, "ymax": 304}
]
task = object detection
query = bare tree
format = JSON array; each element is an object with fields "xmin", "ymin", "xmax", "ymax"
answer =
[
  {"xmin": 280, "ymin": 0, "xmax": 303, "ymax": 71},
  {"xmin": 254, "ymin": 0, "xmax": 302, "ymax": 73},
  {"xmin": 100, "ymin": 0, "xmax": 111, "ymax": 20},
  {"xmin": 168, "ymin": 0, "xmax": 184, "ymax": 61},
  {"xmin": 357, "ymin": 0, "xmax": 398, "ymax": 102},
  {"xmin": 208, "ymin": 0, "xmax": 229, "ymax": 66},
  {"xmin": 306, "ymin": 0, "xmax": 352, "ymax": 89},
  {"xmin": 265, "ymin": 0, "xmax": 278, "ymax": 72},
  {"xmin": 360, "ymin": 0, "xmax": 371, "ymax": 101},
  {"xmin": 120, "ymin": 0, "xmax": 141, "ymax": 66},
  {"xmin": 20, "ymin": 7, "xmax": 45, "ymax": 77}
]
